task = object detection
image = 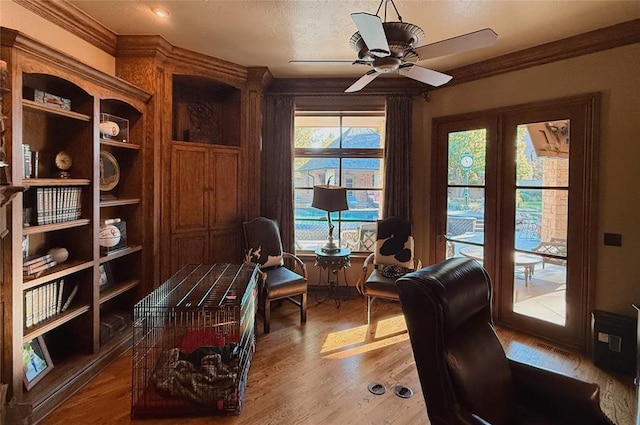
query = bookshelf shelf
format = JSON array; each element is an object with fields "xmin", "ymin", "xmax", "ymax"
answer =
[
  {"xmin": 22, "ymin": 260, "xmax": 94, "ymax": 290},
  {"xmin": 99, "ymin": 197, "xmax": 140, "ymax": 207},
  {"xmin": 99, "ymin": 245, "xmax": 142, "ymax": 262},
  {"xmin": 100, "ymin": 139, "xmax": 140, "ymax": 150},
  {"xmin": 22, "ymin": 178, "xmax": 91, "ymax": 187},
  {"xmin": 23, "ymin": 219, "xmax": 91, "ymax": 235},
  {"xmin": 100, "ymin": 279, "xmax": 139, "ymax": 304},
  {"xmin": 23, "ymin": 304, "xmax": 91, "ymax": 342},
  {"xmin": 22, "ymin": 99, "xmax": 91, "ymax": 121}
]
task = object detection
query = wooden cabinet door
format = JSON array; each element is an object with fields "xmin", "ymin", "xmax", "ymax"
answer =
[
  {"xmin": 171, "ymin": 144, "xmax": 209, "ymax": 233},
  {"xmin": 170, "ymin": 143, "xmax": 243, "ymax": 270}
]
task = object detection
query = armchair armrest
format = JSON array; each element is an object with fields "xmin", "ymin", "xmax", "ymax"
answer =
[
  {"xmin": 509, "ymin": 358, "xmax": 613, "ymax": 425},
  {"xmin": 355, "ymin": 253, "xmax": 375, "ymax": 295},
  {"xmin": 283, "ymin": 252, "xmax": 308, "ymax": 279}
]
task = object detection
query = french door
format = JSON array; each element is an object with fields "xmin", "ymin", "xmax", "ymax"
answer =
[{"xmin": 431, "ymin": 95, "xmax": 599, "ymax": 351}]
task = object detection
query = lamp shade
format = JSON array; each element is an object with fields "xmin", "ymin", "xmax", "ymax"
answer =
[{"xmin": 312, "ymin": 185, "xmax": 348, "ymax": 212}]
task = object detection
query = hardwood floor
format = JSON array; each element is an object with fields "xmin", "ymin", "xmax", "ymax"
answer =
[{"xmin": 38, "ymin": 295, "xmax": 636, "ymax": 425}]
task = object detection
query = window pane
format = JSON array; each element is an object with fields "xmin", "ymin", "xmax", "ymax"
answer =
[
  {"xmin": 343, "ymin": 158, "xmax": 383, "ymax": 189},
  {"xmin": 517, "ymin": 120, "xmax": 569, "ymax": 187},
  {"xmin": 513, "ymin": 120, "xmax": 569, "ymax": 327},
  {"xmin": 515, "ymin": 189, "xmax": 568, "ymax": 253},
  {"xmin": 447, "ymin": 129, "xmax": 486, "ymax": 186},
  {"xmin": 294, "ymin": 157, "xmax": 341, "ymax": 187},
  {"xmin": 447, "ymin": 187, "xmax": 485, "ymax": 245},
  {"xmin": 294, "ymin": 116, "xmax": 340, "ymax": 148},
  {"xmin": 342, "ymin": 115, "xmax": 385, "ymax": 149}
]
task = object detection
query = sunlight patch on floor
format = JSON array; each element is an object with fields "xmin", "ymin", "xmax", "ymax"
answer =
[
  {"xmin": 319, "ymin": 314, "xmax": 409, "ymax": 359},
  {"xmin": 374, "ymin": 314, "xmax": 407, "ymax": 339},
  {"xmin": 320, "ymin": 324, "xmax": 369, "ymax": 353},
  {"xmin": 322, "ymin": 332, "xmax": 410, "ymax": 360}
]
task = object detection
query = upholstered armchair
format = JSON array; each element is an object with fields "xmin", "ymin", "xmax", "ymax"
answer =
[
  {"xmin": 396, "ymin": 257, "xmax": 614, "ymax": 425},
  {"xmin": 243, "ymin": 217, "xmax": 308, "ymax": 334},
  {"xmin": 355, "ymin": 217, "xmax": 421, "ymax": 324}
]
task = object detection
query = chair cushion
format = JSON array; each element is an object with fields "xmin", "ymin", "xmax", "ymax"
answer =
[
  {"xmin": 262, "ymin": 266, "xmax": 307, "ymax": 300},
  {"xmin": 364, "ymin": 269, "xmax": 399, "ymax": 299}
]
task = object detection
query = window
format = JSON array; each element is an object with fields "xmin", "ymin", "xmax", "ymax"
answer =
[{"xmin": 293, "ymin": 112, "xmax": 385, "ymax": 252}]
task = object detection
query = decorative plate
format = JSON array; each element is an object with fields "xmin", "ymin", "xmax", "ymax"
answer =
[{"xmin": 99, "ymin": 151, "xmax": 120, "ymax": 191}]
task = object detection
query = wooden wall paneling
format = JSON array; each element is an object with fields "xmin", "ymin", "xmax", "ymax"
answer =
[
  {"xmin": 209, "ymin": 226, "xmax": 242, "ymax": 264},
  {"xmin": 115, "ymin": 37, "xmax": 271, "ymax": 280},
  {"xmin": 245, "ymin": 68, "xmax": 273, "ymax": 221},
  {"xmin": 170, "ymin": 233, "xmax": 208, "ymax": 272}
]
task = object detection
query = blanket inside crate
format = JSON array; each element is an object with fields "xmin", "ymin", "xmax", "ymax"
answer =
[{"xmin": 151, "ymin": 344, "xmax": 240, "ymax": 404}]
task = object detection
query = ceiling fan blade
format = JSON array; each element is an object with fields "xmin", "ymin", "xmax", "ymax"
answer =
[
  {"xmin": 413, "ymin": 28, "xmax": 498, "ymax": 60},
  {"xmin": 345, "ymin": 70, "xmax": 380, "ymax": 93},
  {"xmin": 351, "ymin": 12, "xmax": 390, "ymax": 57},
  {"xmin": 398, "ymin": 64, "xmax": 452, "ymax": 87}
]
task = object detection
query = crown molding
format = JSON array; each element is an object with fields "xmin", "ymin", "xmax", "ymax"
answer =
[
  {"xmin": 446, "ymin": 18, "xmax": 640, "ymax": 86},
  {"xmin": 14, "ymin": 0, "xmax": 117, "ymax": 55},
  {"xmin": 1, "ymin": 27, "xmax": 150, "ymax": 102},
  {"xmin": 116, "ymin": 35, "xmax": 248, "ymax": 85}
]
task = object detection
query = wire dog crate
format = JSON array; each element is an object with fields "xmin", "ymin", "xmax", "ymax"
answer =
[{"xmin": 131, "ymin": 263, "xmax": 259, "ymax": 418}]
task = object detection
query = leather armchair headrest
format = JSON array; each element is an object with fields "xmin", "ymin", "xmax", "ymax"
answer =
[{"xmin": 401, "ymin": 257, "xmax": 491, "ymax": 334}]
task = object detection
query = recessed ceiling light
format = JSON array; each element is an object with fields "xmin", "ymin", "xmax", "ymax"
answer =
[{"xmin": 151, "ymin": 7, "xmax": 169, "ymax": 18}]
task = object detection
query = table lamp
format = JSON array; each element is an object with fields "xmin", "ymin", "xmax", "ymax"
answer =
[{"xmin": 312, "ymin": 180, "xmax": 348, "ymax": 253}]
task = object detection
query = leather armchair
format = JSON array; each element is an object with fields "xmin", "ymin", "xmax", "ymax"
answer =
[
  {"xmin": 396, "ymin": 257, "xmax": 614, "ymax": 425},
  {"xmin": 243, "ymin": 217, "xmax": 307, "ymax": 334}
]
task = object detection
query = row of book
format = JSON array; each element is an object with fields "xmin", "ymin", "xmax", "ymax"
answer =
[
  {"xmin": 34, "ymin": 186, "xmax": 82, "ymax": 225},
  {"xmin": 24, "ymin": 278, "xmax": 78, "ymax": 328},
  {"xmin": 23, "ymin": 253, "xmax": 57, "ymax": 277},
  {"xmin": 22, "ymin": 144, "xmax": 37, "ymax": 179}
]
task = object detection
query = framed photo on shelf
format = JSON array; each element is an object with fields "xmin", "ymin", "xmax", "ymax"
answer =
[
  {"xmin": 98, "ymin": 263, "xmax": 113, "ymax": 290},
  {"xmin": 22, "ymin": 336, "xmax": 53, "ymax": 391}
]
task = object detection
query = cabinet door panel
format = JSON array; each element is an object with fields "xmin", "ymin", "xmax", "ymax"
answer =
[
  {"xmin": 171, "ymin": 233, "xmax": 208, "ymax": 271},
  {"xmin": 209, "ymin": 226, "xmax": 242, "ymax": 263},
  {"xmin": 210, "ymin": 150, "xmax": 240, "ymax": 225},
  {"xmin": 171, "ymin": 145, "xmax": 208, "ymax": 232}
]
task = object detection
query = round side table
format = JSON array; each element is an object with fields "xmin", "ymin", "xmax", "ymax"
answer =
[{"xmin": 314, "ymin": 247, "xmax": 351, "ymax": 307}]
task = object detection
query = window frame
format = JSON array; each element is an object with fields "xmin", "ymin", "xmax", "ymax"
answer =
[{"xmin": 293, "ymin": 110, "xmax": 385, "ymax": 253}]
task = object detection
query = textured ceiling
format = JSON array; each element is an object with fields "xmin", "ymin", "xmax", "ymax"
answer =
[{"xmin": 69, "ymin": 1, "xmax": 640, "ymax": 79}]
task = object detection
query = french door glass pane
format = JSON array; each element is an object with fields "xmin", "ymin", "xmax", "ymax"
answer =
[
  {"xmin": 512, "ymin": 121, "xmax": 570, "ymax": 326},
  {"xmin": 447, "ymin": 187, "xmax": 485, "ymax": 245},
  {"xmin": 447, "ymin": 130, "xmax": 487, "ymax": 186}
]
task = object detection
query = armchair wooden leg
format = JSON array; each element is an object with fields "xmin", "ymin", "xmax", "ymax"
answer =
[
  {"xmin": 367, "ymin": 296, "xmax": 373, "ymax": 324},
  {"xmin": 264, "ymin": 299, "xmax": 271, "ymax": 334},
  {"xmin": 301, "ymin": 293, "xmax": 307, "ymax": 323}
]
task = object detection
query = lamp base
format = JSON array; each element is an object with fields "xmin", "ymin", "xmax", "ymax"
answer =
[{"xmin": 321, "ymin": 241, "xmax": 341, "ymax": 254}]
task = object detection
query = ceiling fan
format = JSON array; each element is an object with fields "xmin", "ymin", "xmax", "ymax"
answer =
[{"xmin": 291, "ymin": 0, "xmax": 498, "ymax": 93}]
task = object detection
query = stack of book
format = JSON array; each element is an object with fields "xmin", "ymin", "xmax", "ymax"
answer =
[
  {"xmin": 24, "ymin": 279, "xmax": 78, "ymax": 327},
  {"xmin": 34, "ymin": 186, "xmax": 82, "ymax": 225},
  {"xmin": 23, "ymin": 254, "xmax": 57, "ymax": 277}
]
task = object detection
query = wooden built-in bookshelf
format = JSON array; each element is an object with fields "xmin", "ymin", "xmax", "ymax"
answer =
[{"xmin": 1, "ymin": 27, "xmax": 153, "ymax": 424}]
